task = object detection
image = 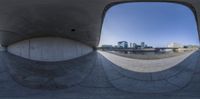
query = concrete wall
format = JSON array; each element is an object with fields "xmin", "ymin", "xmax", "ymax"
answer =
[
  {"xmin": 8, "ymin": 37, "xmax": 93, "ymax": 61},
  {"xmin": 0, "ymin": 45, "xmax": 6, "ymax": 51}
]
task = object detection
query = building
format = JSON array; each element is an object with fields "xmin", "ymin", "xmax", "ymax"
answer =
[
  {"xmin": 168, "ymin": 43, "xmax": 183, "ymax": 48},
  {"xmin": 130, "ymin": 43, "xmax": 132, "ymax": 48},
  {"xmin": 141, "ymin": 42, "xmax": 145, "ymax": 49},
  {"xmin": 118, "ymin": 41, "xmax": 128, "ymax": 48},
  {"xmin": 101, "ymin": 45, "xmax": 113, "ymax": 50},
  {"xmin": 132, "ymin": 43, "xmax": 137, "ymax": 49},
  {"xmin": 101, "ymin": 45, "xmax": 113, "ymax": 48}
]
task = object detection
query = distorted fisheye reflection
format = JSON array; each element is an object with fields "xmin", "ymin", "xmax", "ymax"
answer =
[
  {"xmin": 98, "ymin": 2, "xmax": 200, "ymax": 72},
  {"xmin": 1, "ymin": 1, "xmax": 200, "ymax": 98}
]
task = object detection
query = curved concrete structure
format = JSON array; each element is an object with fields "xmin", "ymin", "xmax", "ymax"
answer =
[
  {"xmin": 0, "ymin": 0, "xmax": 200, "ymax": 98},
  {"xmin": 0, "ymin": 0, "xmax": 199, "ymax": 47},
  {"xmin": 8, "ymin": 37, "xmax": 92, "ymax": 61}
]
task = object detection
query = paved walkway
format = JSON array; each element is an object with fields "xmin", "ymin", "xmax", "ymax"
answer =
[
  {"xmin": 99, "ymin": 50, "xmax": 199, "ymax": 93},
  {"xmin": 99, "ymin": 51, "xmax": 195, "ymax": 72},
  {"xmin": 0, "ymin": 51, "xmax": 199, "ymax": 99}
]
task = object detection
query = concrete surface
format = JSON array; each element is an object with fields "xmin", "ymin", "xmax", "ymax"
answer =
[
  {"xmin": 0, "ymin": 0, "xmax": 199, "ymax": 98},
  {"xmin": 2, "ymin": 51, "xmax": 97, "ymax": 89},
  {"xmin": 99, "ymin": 50, "xmax": 199, "ymax": 92},
  {"xmin": 0, "ymin": 0, "xmax": 199, "ymax": 47},
  {"xmin": 0, "ymin": 47, "xmax": 6, "ymax": 51},
  {"xmin": 98, "ymin": 51, "xmax": 195, "ymax": 72},
  {"xmin": 8, "ymin": 37, "xmax": 92, "ymax": 61},
  {"xmin": 0, "ymin": 50, "xmax": 199, "ymax": 98}
]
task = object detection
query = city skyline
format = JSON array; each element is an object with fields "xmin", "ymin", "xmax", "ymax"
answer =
[
  {"xmin": 101, "ymin": 41, "xmax": 197, "ymax": 48},
  {"xmin": 98, "ymin": 2, "xmax": 200, "ymax": 47},
  {"xmin": 99, "ymin": 41, "xmax": 199, "ymax": 48}
]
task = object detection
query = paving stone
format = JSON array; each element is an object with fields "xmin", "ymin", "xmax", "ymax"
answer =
[
  {"xmin": 0, "ymin": 51, "xmax": 199, "ymax": 98},
  {"xmin": 167, "ymin": 70, "xmax": 193, "ymax": 88}
]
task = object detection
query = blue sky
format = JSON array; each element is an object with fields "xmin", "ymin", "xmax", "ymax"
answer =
[{"xmin": 98, "ymin": 2, "xmax": 199, "ymax": 47}]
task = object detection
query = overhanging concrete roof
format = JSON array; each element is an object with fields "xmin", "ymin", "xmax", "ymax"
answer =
[{"xmin": 0, "ymin": 0, "xmax": 199, "ymax": 47}]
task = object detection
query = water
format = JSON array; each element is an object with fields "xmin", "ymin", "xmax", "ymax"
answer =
[{"xmin": 112, "ymin": 51, "xmax": 176, "ymax": 55}]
